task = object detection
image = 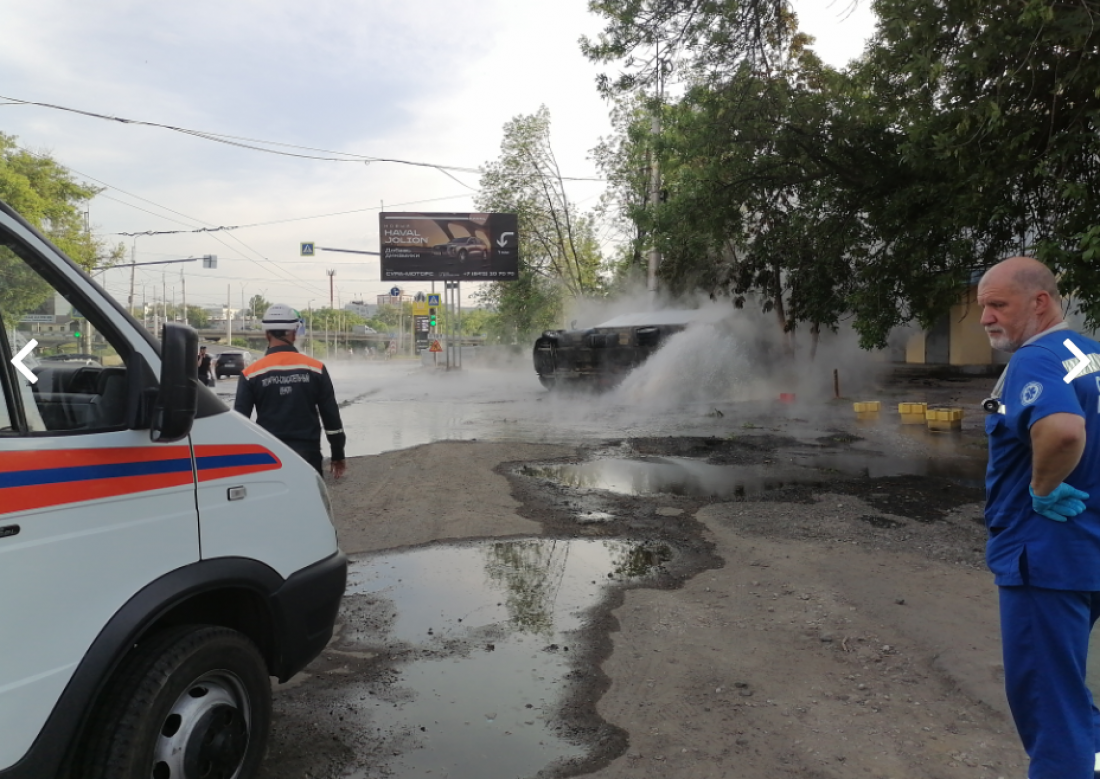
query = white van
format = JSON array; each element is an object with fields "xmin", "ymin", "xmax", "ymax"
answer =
[{"xmin": 0, "ymin": 199, "xmax": 347, "ymax": 779}]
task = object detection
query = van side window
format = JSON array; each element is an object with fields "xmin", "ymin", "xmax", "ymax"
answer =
[{"xmin": 0, "ymin": 233, "xmax": 130, "ymax": 434}]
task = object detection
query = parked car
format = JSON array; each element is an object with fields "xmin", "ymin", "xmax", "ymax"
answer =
[
  {"xmin": 39, "ymin": 352, "xmax": 102, "ymax": 366},
  {"xmin": 0, "ymin": 196, "xmax": 345, "ymax": 779},
  {"xmin": 215, "ymin": 351, "xmax": 250, "ymax": 379}
]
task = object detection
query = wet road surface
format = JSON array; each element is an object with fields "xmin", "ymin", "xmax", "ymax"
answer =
[{"xmin": 234, "ymin": 353, "xmax": 1004, "ymax": 778}]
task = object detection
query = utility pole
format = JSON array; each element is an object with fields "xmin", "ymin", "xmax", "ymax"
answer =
[
  {"xmin": 647, "ymin": 28, "xmax": 665, "ymax": 300},
  {"xmin": 181, "ymin": 269, "xmax": 187, "ymax": 327},
  {"xmin": 327, "ymin": 269, "xmax": 336, "ymax": 357},
  {"xmin": 129, "ymin": 240, "xmax": 137, "ymax": 316},
  {"xmin": 226, "ymin": 284, "xmax": 231, "ymax": 346},
  {"xmin": 646, "ymin": 107, "xmax": 662, "ymax": 298}
]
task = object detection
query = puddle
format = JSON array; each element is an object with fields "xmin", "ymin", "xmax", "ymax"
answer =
[
  {"xmin": 521, "ymin": 452, "xmax": 986, "ymax": 499},
  {"xmin": 340, "ymin": 538, "xmax": 671, "ymax": 779}
]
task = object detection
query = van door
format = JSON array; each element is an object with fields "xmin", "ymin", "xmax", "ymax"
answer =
[{"xmin": 0, "ymin": 224, "xmax": 201, "ymax": 771}]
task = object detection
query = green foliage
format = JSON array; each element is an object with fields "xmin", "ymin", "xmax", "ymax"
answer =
[
  {"xmin": 0, "ymin": 134, "xmax": 124, "ymax": 326},
  {"xmin": 247, "ymin": 294, "xmax": 271, "ymax": 320},
  {"xmin": 185, "ymin": 305, "xmax": 210, "ymax": 328},
  {"xmin": 0, "ymin": 133, "xmax": 123, "ymax": 272},
  {"xmin": 476, "ymin": 107, "xmax": 608, "ymax": 342},
  {"xmin": 302, "ymin": 307, "xmax": 365, "ymax": 332},
  {"xmin": 459, "ymin": 307, "xmax": 499, "ymax": 338},
  {"xmin": 0, "ymin": 243, "xmax": 52, "ymax": 328},
  {"xmin": 371, "ymin": 303, "xmax": 407, "ymax": 329},
  {"xmin": 590, "ymin": 96, "xmax": 653, "ymax": 281},
  {"xmin": 586, "ymin": 0, "xmax": 1100, "ymax": 348},
  {"xmin": 582, "ymin": 0, "xmax": 800, "ymax": 96}
]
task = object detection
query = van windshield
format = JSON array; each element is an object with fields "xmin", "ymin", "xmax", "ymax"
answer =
[{"xmin": 0, "ymin": 230, "xmax": 127, "ymax": 433}]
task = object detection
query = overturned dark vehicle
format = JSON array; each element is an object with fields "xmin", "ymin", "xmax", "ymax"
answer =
[{"xmin": 533, "ymin": 311, "xmax": 703, "ymax": 390}]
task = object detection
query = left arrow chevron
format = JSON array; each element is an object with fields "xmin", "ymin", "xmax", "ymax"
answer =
[{"xmin": 11, "ymin": 339, "xmax": 38, "ymax": 383}]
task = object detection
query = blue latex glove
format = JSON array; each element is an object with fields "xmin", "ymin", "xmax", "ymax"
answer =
[{"xmin": 1030, "ymin": 483, "xmax": 1090, "ymax": 522}]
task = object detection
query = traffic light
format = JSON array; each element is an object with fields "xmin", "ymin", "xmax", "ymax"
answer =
[{"xmin": 429, "ymin": 307, "xmax": 437, "ymax": 328}]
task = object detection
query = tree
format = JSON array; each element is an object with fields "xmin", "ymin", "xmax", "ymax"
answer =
[
  {"xmin": 582, "ymin": 0, "xmax": 800, "ymax": 96},
  {"xmin": 857, "ymin": 0, "xmax": 1100, "ymax": 335},
  {"xmin": 0, "ymin": 133, "xmax": 125, "ymax": 324},
  {"xmin": 589, "ymin": 5, "xmax": 871, "ymax": 351},
  {"xmin": 460, "ymin": 307, "xmax": 499, "ymax": 338},
  {"xmin": 585, "ymin": 0, "xmax": 1100, "ymax": 349},
  {"xmin": 186, "ymin": 305, "xmax": 210, "ymax": 328},
  {"xmin": 247, "ymin": 294, "xmax": 271, "ymax": 321},
  {"xmin": 0, "ymin": 133, "xmax": 123, "ymax": 272},
  {"xmin": 590, "ymin": 95, "xmax": 659, "ymax": 283},
  {"xmin": 371, "ymin": 303, "xmax": 407, "ymax": 330},
  {"xmin": 476, "ymin": 107, "xmax": 608, "ymax": 342},
  {"xmin": 303, "ymin": 307, "xmax": 365, "ymax": 332}
]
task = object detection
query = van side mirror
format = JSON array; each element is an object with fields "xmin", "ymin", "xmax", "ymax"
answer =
[{"xmin": 151, "ymin": 323, "xmax": 198, "ymax": 442}]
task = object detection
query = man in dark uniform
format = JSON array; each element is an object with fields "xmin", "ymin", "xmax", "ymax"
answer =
[
  {"xmin": 234, "ymin": 303, "xmax": 346, "ymax": 479},
  {"xmin": 979, "ymin": 256, "xmax": 1100, "ymax": 778},
  {"xmin": 197, "ymin": 345, "xmax": 214, "ymax": 387}
]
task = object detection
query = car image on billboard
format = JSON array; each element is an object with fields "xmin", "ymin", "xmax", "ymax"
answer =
[{"xmin": 380, "ymin": 212, "xmax": 517, "ymax": 282}]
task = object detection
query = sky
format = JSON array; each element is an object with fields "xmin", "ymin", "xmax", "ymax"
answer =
[{"xmin": 0, "ymin": 0, "xmax": 876, "ymax": 316}]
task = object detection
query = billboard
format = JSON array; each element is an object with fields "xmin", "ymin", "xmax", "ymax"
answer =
[{"xmin": 379, "ymin": 212, "xmax": 518, "ymax": 282}]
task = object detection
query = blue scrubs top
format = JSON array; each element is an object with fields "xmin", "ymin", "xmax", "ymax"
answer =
[{"xmin": 985, "ymin": 328, "xmax": 1100, "ymax": 589}]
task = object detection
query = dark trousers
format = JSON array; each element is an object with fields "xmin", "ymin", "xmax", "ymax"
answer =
[
  {"xmin": 999, "ymin": 584, "xmax": 1100, "ymax": 777},
  {"xmin": 286, "ymin": 443, "xmax": 323, "ymax": 476}
]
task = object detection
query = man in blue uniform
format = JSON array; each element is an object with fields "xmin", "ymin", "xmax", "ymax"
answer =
[
  {"xmin": 979, "ymin": 256, "xmax": 1100, "ymax": 778},
  {"xmin": 234, "ymin": 303, "xmax": 346, "ymax": 479}
]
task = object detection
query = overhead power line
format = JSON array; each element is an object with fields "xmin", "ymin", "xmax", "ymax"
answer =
[
  {"xmin": 112, "ymin": 194, "xmax": 473, "ymax": 237},
  {"xmin": 0, "ymin": 93, "xmax": 607, "ymax": 182}
]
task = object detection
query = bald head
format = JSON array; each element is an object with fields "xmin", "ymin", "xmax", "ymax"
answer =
[
  {"xmin": 983, "ymin": 256, "xmax": 1060, "ymax": 303},
  {"xmin": 977, "ymin": 256, "xmax": 1063, "ymax": 353}
]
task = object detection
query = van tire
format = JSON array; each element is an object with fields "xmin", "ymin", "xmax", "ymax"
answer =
[{"xmin": 78, "ymin": 625, "xmax": 272, "ymax": 779}]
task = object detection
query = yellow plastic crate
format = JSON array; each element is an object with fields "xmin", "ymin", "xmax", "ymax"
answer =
[
  {"xmin": 926, "ymin": 406, "xmax": 963, "ymax": 431},
  {"xmin": 853, "ymin": 401, "xmax": 880, "ymax": 420},
  {"xmin": 898, "ymin": 401, "xmax": 927, "ymax": 425}
]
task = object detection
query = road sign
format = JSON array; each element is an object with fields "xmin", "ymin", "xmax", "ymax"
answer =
[
  {"xmin": 427, "ymin": 293, "xmax": 441, "ymax": 306},
  {"xmin": 413, "ymin": 301, "xmax": 429, "ymax": 316},
  {"xmin": 390, "ymin": 286, "xmax": 401, "ymax": 297},
  {"xmin": 300, "ymin": 242, "xmax": 315, "ymax": 257},
  {"xmin": 429, "ymin": 340, "xmax": 443, "ymax": 353}
]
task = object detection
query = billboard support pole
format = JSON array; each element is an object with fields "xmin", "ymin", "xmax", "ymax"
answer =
[{"xmin": 446, "ymin": 281, "xmax": 453, "ymax": 370}]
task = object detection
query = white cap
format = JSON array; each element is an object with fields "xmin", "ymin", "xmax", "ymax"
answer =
[{"xmin": 261, "ymin": 303, "xmax": 301, "ymax": 331}]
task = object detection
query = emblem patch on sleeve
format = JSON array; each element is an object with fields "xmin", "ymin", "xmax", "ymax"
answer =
[{"xmin": 1021, "ymin": 381, "xmax": 1043, "ymax": 406}]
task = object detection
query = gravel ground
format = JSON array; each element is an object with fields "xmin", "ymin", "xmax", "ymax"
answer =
[{"xmin": 259, "ymin": 375, "xmax": 1033, "ymax": 779}]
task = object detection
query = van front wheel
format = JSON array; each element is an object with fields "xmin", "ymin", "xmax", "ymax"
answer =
[{"xmin": 79, "ymin": 625, "xmax": 272, "ymax": 779}]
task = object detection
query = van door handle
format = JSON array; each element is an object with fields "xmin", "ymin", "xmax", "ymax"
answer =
[{"xmin": 0, "ymin": 525, "xmax": 21, "ymax": 539}]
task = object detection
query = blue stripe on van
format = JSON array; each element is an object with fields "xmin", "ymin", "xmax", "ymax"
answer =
[
  {"xmin": 0, "ymin": 458, "xmax": 194, "ymax": 489},
  {"xmin": 195, "ymin": 452, "xmax": 279, "ymax": 471}
]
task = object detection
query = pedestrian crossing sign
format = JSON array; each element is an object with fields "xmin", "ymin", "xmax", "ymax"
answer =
[
  {"xmin": 300, "ymin": 242, "xmax": 315, "ymax": 257},
  {"xmin": 427, "ymin": 293, "xmax": 441, "ymax": 306}
]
